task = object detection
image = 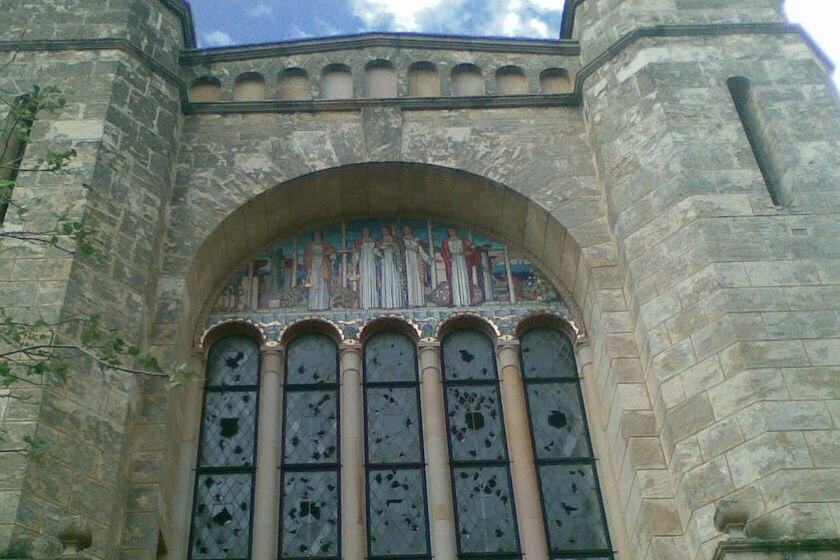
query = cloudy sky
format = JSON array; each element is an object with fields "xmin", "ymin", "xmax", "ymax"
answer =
[{"xmin": 188, "ymin": 0, "xmax": 838, "ymax": 84}]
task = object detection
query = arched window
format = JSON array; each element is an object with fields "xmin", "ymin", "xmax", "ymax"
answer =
[
  {"xmin": 364, "ymin": 331, "xmax": 430, "ymax": 558},
  {"xmin": 520, "ymin": 327, "xmax": 613, "ymax": 557},
  {"xmin": 189, "ymin": 334, "xmax": 261, "ymax": 560},
  {"xmin": 190, "ymin": 218, "xmax": 615, "ymax": 559},
  {"xmin": 442, "ymin": 329, "xmax": 519, "ymax": 558},
  {"xmin": 279, "ymin": 333, "xmax": 341, "ymax": 559}
]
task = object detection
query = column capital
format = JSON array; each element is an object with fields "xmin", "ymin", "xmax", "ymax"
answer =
[
  {"xmin": 574, "ymin": 339, "xmax": 594, "ymax": 367},
  {"xmin": 260, "ymin": 343, "xmax": 284, "ymax": 356},
  {"xmin": 339, "ymin": 340, "xmax": 362, "ymax": 353},
  {"xmin": 496, "ymin": 336, "xmax": 521, "ymax": 350},
  {"xmin": 418, "ymin": 338, "xmax": 441, "ymax": 351}
]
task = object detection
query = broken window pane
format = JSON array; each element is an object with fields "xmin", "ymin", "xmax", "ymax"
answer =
[
  {"xmin": 200, "ymin": 390, "xmax": 258, "ymax": 468},
  {"xmin": 206, "ymin": 335, "xmax": 260, "ymax": 387},
  {"xmin": 287, "ymin": 333, "xmax": 338, "ymax": 384},
  {"xmin": 442, "ymin": 330, "xmax": 496, "ymax": 381},
  {"xmin": 540, "ymin": 464, "xmax": 608, "ymax": 551},
  {"xmin": 365, "ymin": 331, "xmax": 416, "ymax": 383},
  {"xmin": 452, "ymin": 466, "xmax": 517, "ymax": 554},
  {"xmin": 520, "ymin": 328, "xmax": 577, "ymax": 379},
  {"xmin": 526, "ymin": 382, "xmax": 588, "ymax": 460},
  {"xmin": 284, "ymin": 390, "xmax": 338, "ymax": 465},
  {"xmin": 446, "ymin": 385, "xmax": 506, "ymax": 462},
  {"xmin": 192, "ymin": 473, "xmax": 253, "ymax": 559},
  {"xmin": 280, "ymin": 470, "xmax": 339, "ymax": 558},
  {"xmin": 368, "ymin": 468, "xmax": 429, "ymax": 556},
  {"xmin": 366, "ymin": 386, "xmax": 422, "ymax": 464}
]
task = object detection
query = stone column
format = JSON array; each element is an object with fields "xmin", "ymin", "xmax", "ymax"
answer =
[
  {"xmin": 340, "ymin": 342, "xmax": 367, "ymax": 560},
  {"xmin": 252, "ymin": 345, "xmax": 285, "ymax": 560},
  {"xmin": 418, "ymin": 340, "xmax": 458, "ymax": 560},
  {"xmin": 497, "ymin": 338, "xmax": 549, "ymax": 560},
  {"xmin": 171, "ymin": 351, "xmax": 205, "ymax": 558}
]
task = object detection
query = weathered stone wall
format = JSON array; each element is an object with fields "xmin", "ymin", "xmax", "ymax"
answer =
[
  {"xmin": 577, "ymin": 0, "xmax": 840, "ymax": 558},
  {"xmin": 0, "ymin": 0, "xmax": 184, "ymax": 554}
]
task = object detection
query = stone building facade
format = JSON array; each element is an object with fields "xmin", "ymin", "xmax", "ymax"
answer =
[{"xmin": 0, "ymin": 0, "xmax": 839, "ymax": 559}]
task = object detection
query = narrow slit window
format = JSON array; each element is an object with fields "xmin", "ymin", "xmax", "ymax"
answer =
[
  {"xmin": 727, "ymin": 76, "xmax": 784, "ymax": 206},
  {"xmin": 0, "ymin": 94, "xmax": 36, "ymax": 224}
]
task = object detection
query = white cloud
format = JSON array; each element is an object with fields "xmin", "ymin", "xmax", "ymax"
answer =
[
  {"xmin": 350, "ymin": 0, "xmax": 559, "ymax": 38},
  {"xmin": 785, "ymin": 0, "xmax": 840, "ymax": 84},
  {"xmin": 204, "ymin": 29, "xmax": 235, "ymax": 47},
  {"xmin": 352, "ymin": 0, "xmax": 446, "ymax": 31},
  {"xmin": 246, "ymin": 2, "xmax": 273, "ymax": 17}
]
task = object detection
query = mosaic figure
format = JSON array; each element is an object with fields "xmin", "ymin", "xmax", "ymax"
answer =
[
  {"xmin": 354, "ymin": 227, "xmax": 380, "ymax": 309},
  {"xmin": 304, "ymin": 231, "xmax": 336, "ymax": 311},
  {"xmin": 378, "ymin": 226, "xmax": 404, "ymax": 309},
  {"xmin": 402, "ymin": 226, "xmax": 431, "ymax": 307},
  {"xmin": 441, "ymin": 228, "xmax": 473, "ymax": 307}
]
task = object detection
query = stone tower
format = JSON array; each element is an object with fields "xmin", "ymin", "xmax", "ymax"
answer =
[{"xmin": 0, "ymin": 1, "xmax": 837, "ymax": 559}]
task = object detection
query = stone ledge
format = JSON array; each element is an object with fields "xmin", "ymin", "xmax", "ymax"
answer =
[{"xmin": 713, "ymin": 538, "xmax": 840, "ymax": 560}]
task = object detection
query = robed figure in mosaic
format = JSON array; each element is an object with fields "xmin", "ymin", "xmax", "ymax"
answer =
[
  {"xmin": 354, "ymin": 227, "xmax": 380, "ymax": 309},
  {"xmin": 378, "ymin": 226, "xmax": 404, "ymax": 309},
  {"xmin": 402, "ymin": 226, "xmax": 431, "ymax": 307},
  {"xmin": 441, "ymin": 228, "xmax": 474, "ymax": 307},
  {"xmin": 304, "ymin": 231, "xmax": 336, "ymax": 310}
]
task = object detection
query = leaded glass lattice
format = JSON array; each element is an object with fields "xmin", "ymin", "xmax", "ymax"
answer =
[
  {"xmin": 368, "ymin": 468, "xmax": 428, "ymax": 556},
  {"xmin": 206, "ymin": 335, "xmax": 260, "ymax": 387},
  {"xmin": 526, "ymin": 383, "xmax": 588, "ymax": 459},
  {"xmin": 365, "ymin": 331, "xmax": 416, "ymax": 383},
  {"xmin": 452, "ymin": 466, "xmax": 518, "ymax": 554},
  {"xmin": 287, "ymin": 333, "xmax": 338, "ymax": 384},
  {"xmin": 281, "ymin": 470, "xmax": 340, "ymax": 557},
  {"xmin": 284, "ymin": 390, "xmax": 338, "ymax": 464},
  {"xmin": 539, "ymin": 464, "xmax": 608, "ymax": 551},
  {"xmin": 520, "ymin": 328, "xmax": 576, "ymax": 379},
  {"xmin": 446, "ymin": 385, "xmax": 506, "ymax": 461},
  {"xmin": 192, "ymin": 473, "xmax": 253, "ymax": 559},
  {"xmin": 366, "ymin": 386, "xmax": 422, "ymax": 464},
  {"xmin": 199, "ymin": 391, "xmax": 258, "ymax": 468},
  {"xmin": 442, "ymin": 330, "xmax": 496, "ymax": 380}
]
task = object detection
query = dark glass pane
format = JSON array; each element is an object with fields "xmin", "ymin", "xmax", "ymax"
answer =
[
  {"xmin": 446, "ymin": 385, "xmax": 506, "ymax": 461},
  {"xmin": 284, "ymin": 390, "xmax": 338, "ymax": 464},
  {"xmin": 280, "ymin": 470, "xmax": 339, "ymax": 558},
  {"xmin": 206, "ymin": 335, "xmax": 260, "ymax": 387},
  {"xmin": 442, "ymin": 330, "xmax": 496, "ymax": 381},
  {"xmin": 191, "ymin": 473, "xmax": 252, "ymax": 559},
  {"xmin": 367, "ymin": 386, "xmax": 422, "ymax": 464},
  {"xmin": 365, "ymin": 331, "xmax": 416, "ymax": 383},
  {"xmin": 540, "ymin": 464, "xmax": 608, "ymax": 551},
  {"xmin": 199, "ymin": 391, "xmax": 257, "ymax": 468},
  {"xmin": 452, "ymin": 466, "xmax": 517, "ymax": 553},
  {"xmin": 287, "ymin": 333, "xmax": 338, "ymax": 385},
  {"xmin": 368, "ymin": 468, "xmax": 429, "ymax": 556},
  {"xmin": 527, "ymin": 383, "xmax": 589, "ymax": 459},
  {"xmin": 520, "ymin": 328, "xmax": 577, "ymax": 379}
]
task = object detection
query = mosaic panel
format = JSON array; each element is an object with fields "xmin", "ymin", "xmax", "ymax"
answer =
[
  {"xmin": 366, "ymin": 386, "xmax": 422, "ymax": 464},
  {"xmin": 211, "ymin": 218, "xmax": 560, "ymax": 314},
  {"xmin": 368, "ymin": 468, "xmax": 429, "ymax": 556},
  {"xmin": 442, "ymin": 330, "xmax": 497, "ymax": 381},
  {"xmin": 192, "ymin": 473, "xmax": 253, "ymax": 559},
  {"xmin": 206, "ymin": 335, "xmax": 260, "ymax": 387},
  {"xmin": 540, "ymin": 464, "xmax": 608, "ymax": 551},
  {"xmin": 287, "ymin": 333, "xmax": 338, "ymax": 385},
  {"xmin": 526, "ymin": 383, "xmax": 588, "ymax": 459},
  {"xmin": 365, "ymin": 331, "xmax": 416, "ymax": 383},
  {"xmin": 281, "ymin": 470, "xmax": 340, "ymax": 558},
  {"xmin": 452, "ymin": 466, "xmax": 518, "ymax": 554},
  {"xmin": 199, "ymin": 391, "xmax": 258, "ymax": 468},
  {"xmin": 284, "ymin": 390, "xmax": 338, "ymax": 465}
]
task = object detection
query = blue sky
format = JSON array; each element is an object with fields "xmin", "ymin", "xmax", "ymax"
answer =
[{"xmin": 188, "ymin": 0, "xmax": 838, "ymax": 84}]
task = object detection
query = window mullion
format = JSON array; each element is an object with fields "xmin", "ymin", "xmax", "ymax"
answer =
[
  {"xmin": 497, "ymin": 339, "xmax": 549, "ymax": 560},
  {"xmin": 252, "ymin": 345, "xmax": 285, "ymax": 560}
]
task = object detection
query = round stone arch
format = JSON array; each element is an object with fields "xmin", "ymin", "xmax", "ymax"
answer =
[
  {"xmin": 178, "ymin": 162, "xmax": 590, "ymax": 352},
  {"xmin": 160, "ymin": 161, "xmax": 634, "ymax": 559}
]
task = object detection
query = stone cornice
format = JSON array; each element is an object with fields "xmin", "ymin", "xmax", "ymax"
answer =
[
  {"xmin": 713, "ymin": 538, "xmax": 840, "ymax": 559},
  {"xmin": 179, "ymin": 32, "xmax": 579, "ymax": 65},
  {"xmin": 573, "ymin": 22, "xmax": 834, "ymax": 95},
  {"xmin": 183, "ymin": 93, "xmax": 578, "ymax": 115},
  {"xmin": 158, "ymin": 0, "xmax": 197, "ymax": 49}
]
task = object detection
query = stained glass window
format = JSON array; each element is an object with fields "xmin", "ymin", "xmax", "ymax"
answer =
[
  {"xmin": 281, "ymin": 333, "xmax": 340, "ymax": 559},
  {"xmin": 520, "ymin": 328, "xmax": 613, "ymax": 558},
  {"xmin": 190, "ymin": 335, "xmax": 261, "ymax": 560},
  {"xmin": 364, "ymin": 332, "xmax": 430, "ymax": 559},
  {"xmin": 442, "ymin": 330, "xmax": 519, "ymax": 559}
]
